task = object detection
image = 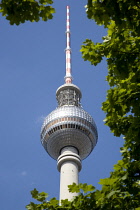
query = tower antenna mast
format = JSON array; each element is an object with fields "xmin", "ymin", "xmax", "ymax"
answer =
[{"xmin": 65, "ymin": 5, "xmax": 72, "ymax": 84}]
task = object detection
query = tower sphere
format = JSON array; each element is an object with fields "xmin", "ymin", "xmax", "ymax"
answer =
[{"xmin": 41, "ymin": 84, "xmax": 98, "ymax": 160}]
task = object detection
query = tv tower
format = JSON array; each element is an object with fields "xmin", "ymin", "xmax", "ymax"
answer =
[{"xmin": 40, "ymin": 6, "xmax": 98, "ymax": 201}]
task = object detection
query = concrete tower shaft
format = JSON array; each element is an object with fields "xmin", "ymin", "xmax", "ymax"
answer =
[{"xmin": 57, "ymin": 147, "xmax": 82, "ymax": 201}]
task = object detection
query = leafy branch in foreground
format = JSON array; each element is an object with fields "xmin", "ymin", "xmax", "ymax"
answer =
[
  {"xmin": 0, "ymin": 0, "xmax": 55, "ymax": 25},
  {"xmin": 80, "ymin": 0, "xmax": 140, "ymax": 209}
]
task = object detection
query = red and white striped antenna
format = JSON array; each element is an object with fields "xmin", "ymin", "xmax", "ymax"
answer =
[{"xmin": 65, "ymin": 5, "xmax": 72, "ymax": 84}]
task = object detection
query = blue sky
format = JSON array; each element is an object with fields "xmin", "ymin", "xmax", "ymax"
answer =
[{"xmin": 0, "ymin": 1, "xmax": 123, "ymax": 209}]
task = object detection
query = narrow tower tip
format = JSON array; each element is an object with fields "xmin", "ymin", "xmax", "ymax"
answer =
[{"xmin": 65, "ymin": 5, "xmax": 72, "ymax": 84}]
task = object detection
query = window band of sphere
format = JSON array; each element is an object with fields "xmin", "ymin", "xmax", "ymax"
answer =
[{"xmin": 41, "ymin": 116, "xmax": 96, "ymax": 139}]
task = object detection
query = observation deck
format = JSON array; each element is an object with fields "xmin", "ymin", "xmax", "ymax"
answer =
[{"xmin": 40, "ymin": 84, "xmax": 98, "ymax": 160}]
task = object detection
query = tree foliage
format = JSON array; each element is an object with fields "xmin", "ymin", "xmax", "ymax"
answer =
[
  {"xmin": 0, "ymin": 0, "xmax": 55, "ymax": 25},
  {"xmin": 80, "ymin": 0, "xmax": 140, "ymax": 208},
  {"xmin": 26, "ymin": 0, "xmax": 140, "ymax": 209}
]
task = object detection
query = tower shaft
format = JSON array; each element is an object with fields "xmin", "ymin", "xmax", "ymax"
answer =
[{"xmin": 57, "ymin": 147, "xmax": 82, "ymax": 201}]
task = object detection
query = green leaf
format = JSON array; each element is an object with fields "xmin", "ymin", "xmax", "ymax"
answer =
[
  {"xmin": 31, "ymin": 188, "xmax": 48, "ymax": 202},
  {"xmin": 107, "ymin": 190, "xmax": 120, "ymax": 199},
  {"xmin": 99, "ymin": 178, "xmax": 117, "ymax": 186}
]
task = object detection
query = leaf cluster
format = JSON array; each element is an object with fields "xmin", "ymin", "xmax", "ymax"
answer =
[
  {"xmin": 86, "ymin": 0, "xmax": 140, "ymax": 33},
  {"xmin": 80, "ymin": 0, "xmax": 140, "ymax": 209},
  {"xmin": 0, "ymin": 0, "xmax": 55, "ymax": 25},
  {"xmin": 26, "ymin": 180, "xmax": 140, "ymax": 209}
]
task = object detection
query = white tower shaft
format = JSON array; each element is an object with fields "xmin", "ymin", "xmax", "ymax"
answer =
[{"xmin": 57, "ymin": 147, "xmax": 82, "ymax": 201}]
